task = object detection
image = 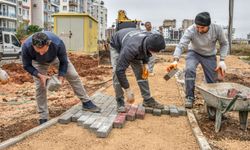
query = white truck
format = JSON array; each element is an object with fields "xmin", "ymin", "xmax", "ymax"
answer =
[{"xmin": 0, "ymin": 31, "xmax": 22, "ymax": 60}]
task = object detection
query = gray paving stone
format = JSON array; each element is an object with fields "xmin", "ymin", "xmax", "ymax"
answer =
[
  {"xmin": 58, "ymin": 108, "xmax": 79, "ymax": 124},
  {"xmin": 96, "ymin": 115, "xmax": 116, "ymax": 138},
  {"xmin": 83, "ymin": 113, "xmax": 101, "ymax": 128},
  {"xmin": 177, "ymin": 106, "xmax": 187, "ymax": 116},
  {"xmin": 71, "ymin": 110, "xmax": 84, "ymax": 122},
  {"xmin": 153, "ymin": 109, "xmax": 161, "ymax": 116},
  {"xmin": 145, "ymin": 107, "xmax": 153, "ymax": 114},
  {"xmin": 169, "ymin": 105, "xmax": 179, "ymax": 117},
  {"xmin": 77, "ymin": 111, "xmax": 93, "ymax": 126},
  {"xmin": 90, "ymin": 116, "xmax": 108, "ymax": 132},
  {"xmin": 162, "ymin": 105, "xmax": 170, "ymax": 115}
]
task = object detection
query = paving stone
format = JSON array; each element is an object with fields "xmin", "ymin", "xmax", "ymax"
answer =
[
  {"xmin": 145, "ymin": 107, "xmax": 153, "ymax": 113},
  {"xmin": 169, "ymin": 105, "xmax": 179, "ymax": 117},
  {"xmin": 153, "ymin": 109, "xmax": 161, "ymax": 116},
  {"xmin": 162, "ymin": 105, "xmax": 170, "ymax": 115},
  {"xmin": 136, "ymin": 104, "xmax": 145, "ymax": 119},
  {"xmin": 58, "ymin": 108, "xmax": 79, "ymax": 124},
  {"xmin": 113, "ymin": 113, "xmax": 126, "ymax": 128},
  {"xmin": 90, "ymin": 116, "xmax": 108, "ymax": 132},
  {"xmin": 177, "ymin": 106, "xmax": 187, "ymax": 116},
  {"xmin": 71, "ymin": 110, "xmax": 84, "ymax": 122},
  {"xmin": 83, "ymin": 113, "xmax": 101, "ymax": 129},
  {"xmin": 77, "ymin": 111, "xmax": 93, "ymax": 126},
  {"xmin": 125, "ymin": 104, "xmax": 131, "ymax": 112},
  {"xmin": 102, "ymin": 105, "xmax": 116, "ymax": 117},
  {"xmin": 96, "ymin": 115, "xmax": 116, "ymax": 138},
  {"xmin": 126, "ymin": 105, "xmax": 138, "ymax": 121}
]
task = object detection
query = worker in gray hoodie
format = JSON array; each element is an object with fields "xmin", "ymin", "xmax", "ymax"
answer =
[
  {"xmin": 167, "ymin": 12, "xmax": 228, "ymax": 108},
  {"xmin": 110, "ymin": 28, "xmax": 165, "ymax": 112}
]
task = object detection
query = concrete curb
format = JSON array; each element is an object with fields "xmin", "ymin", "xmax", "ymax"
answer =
[
  {"xmin": 0, "ymin": 79, "xmax": 113, "ymax": 150},
  {"xmin": 175, "ymin": 71, "xmax": 211, "ymax": 150}
]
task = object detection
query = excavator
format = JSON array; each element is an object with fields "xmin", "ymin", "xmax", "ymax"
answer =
[
  {"xmin": 98, "ymin": 10, "xmax": 141, "ymax": 65},
  {"xmin": 116, "ymin": 10, "xmax": 141, "ymax": 31}
]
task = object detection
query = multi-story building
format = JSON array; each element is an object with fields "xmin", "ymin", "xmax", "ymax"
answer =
[
  {"xmin": 60, "ymin": 0, "xmax": 84, "ymax": 13},
  {"xmin": 17, "ymin": 0, "xmax": 32, "ymax": 29},
  {"xmin": 31, "ymin": 0, "xmax": 60, "ymax": 31},
  {"xmin": 182, "ymin": 19, "xmax": 194, "ymax": 30},
  {"xmin": 91, "ymin": 0, "xmax": 107, "ymax": 40},
  {"xmin": 0, "ymin": 0, "xmax": 17, "ymax": 31}
]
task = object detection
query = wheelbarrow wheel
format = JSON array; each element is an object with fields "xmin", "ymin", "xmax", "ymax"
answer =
[{"xmin": 206, "ymin": 105, "xmax": 216, "ymax": 121}]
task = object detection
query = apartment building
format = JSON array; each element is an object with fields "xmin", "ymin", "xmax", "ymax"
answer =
[
  {"xmin": 91, "ymin": 0, "xmax": 107, "ymax": 40},
  {"xmin": 60, "ymin": 0, "xmax": 84, "ymax": 13},
  {"xmin": 16, "ymin": 0, "xmax": 32, "ymax": 30},
  {"xmin": 31, "ymin": 0, "xmax": 60, "ymax": 30},
  {"xmin": 0, "ymin": 0, "xmax": 17, "ymax": 31}
]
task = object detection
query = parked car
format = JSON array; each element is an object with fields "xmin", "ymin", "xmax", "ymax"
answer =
[{"xmin": 0, "ymin": 31, "xmax": 21, "ymax": 60}]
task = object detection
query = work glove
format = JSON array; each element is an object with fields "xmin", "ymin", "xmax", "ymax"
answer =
[
  {"xmin": 166, "ymin": 61, "xmax": 178, "ymax": 72},
  {"xmin": 141, "ymin": 64, "xmax": 149, "ymax": 80},
  {"xmin": 215, "ymin": 61, "xmax": 227, "ymax": 79},
  {"xmin": 125, "ymin": 88, "xmax": 135, "ymax": 104},
  {"xmin": 0, "ymin": 69, "xmax": 9, "ymax": 84}
]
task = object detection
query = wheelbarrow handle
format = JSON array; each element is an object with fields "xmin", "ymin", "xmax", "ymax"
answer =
[{"xmin": 221, "ymin": 94, "xmax": 241, "ymax": 114}]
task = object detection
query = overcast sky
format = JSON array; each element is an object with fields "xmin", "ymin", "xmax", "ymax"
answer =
[{"xmin": 103, "ymin": 0, "xmax": 250, "ymax": 38}]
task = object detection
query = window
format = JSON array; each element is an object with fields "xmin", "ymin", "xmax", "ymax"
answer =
[
  {"xmin": 11, "ymin": 35, "xmax": 20, "ymax": 47},
  {"xmin": 63, "ymin": 6, "xmax": 67, "ymax": 11},
  {"xmin": 0, "ymin": 33, "xmax": 2, "ymax": 44},
  {"xmin": 63, "ymin": 0, "xmax": 67, "ymax": 2},
  {"xmin": 4, "ymin": 34, "xmax": 10, "ymax": 43},
  {"xmin": 19, "ymin": 8, "xmax": 22, "ymax": 15}
]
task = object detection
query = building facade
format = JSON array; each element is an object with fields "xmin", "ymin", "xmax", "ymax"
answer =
[
  {"xmin": 91, "ymin": 0, "xmax": 107, "ymax": 40},
  {"xmin": 31, "ymin": 0, "xmax": 60, "ymax": 31},
  {"xmin": 0, "ymin": 0, "xmax": 18, "ymax": 31}
]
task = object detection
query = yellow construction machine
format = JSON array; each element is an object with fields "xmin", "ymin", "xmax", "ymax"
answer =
[
  {"xmin": 116, "ymin": 10, "xmax": 141, "ymax": 31},
  {"xmin": 98, "ymin": 10, "xmax": 141, "ymax": 65}
]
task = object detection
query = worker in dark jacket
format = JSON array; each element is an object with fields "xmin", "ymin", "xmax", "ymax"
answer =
[
  {"xmin": 110, "ymin": 28, "xmax": 166, "ymax": 112},
  {"xmin": 22, "ymin": 31, "xmax": 101, "ymax": 125}
]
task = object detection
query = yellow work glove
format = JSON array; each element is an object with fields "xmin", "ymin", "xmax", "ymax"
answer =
[
  {"xmin": 142, "ymin": 64, "xmax": 149, "ymax": 80},
  {"xmin": 166, "ymin": 61, "xmax": 178, "ymax": 72}
]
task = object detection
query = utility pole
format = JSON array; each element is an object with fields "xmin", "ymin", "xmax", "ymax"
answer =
[{"xmin": 228, "ymin": 0, "xmax": 234, "ymax": 54}]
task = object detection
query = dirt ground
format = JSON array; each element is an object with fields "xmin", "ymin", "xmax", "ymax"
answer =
[
  {"xmin": 1, "ymin": 54, "xmax": 250, "ymax": 150},
  {"xmin": 6, "ymin": 55, "xmax": 199, "ymax": 150},
  {"xmin": 0, "ymin": 53, "xmax": 112, "ymax": 142}
]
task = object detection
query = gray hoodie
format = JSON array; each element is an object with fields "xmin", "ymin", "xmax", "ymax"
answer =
[{"xmin": 174, "ymin": 23, "xmax": 228, "ymax": 60}]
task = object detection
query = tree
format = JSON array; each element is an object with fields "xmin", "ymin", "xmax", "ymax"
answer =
[
  {"xmin": 27, "ymin": 25, "xmax": 42, "ymax": 35},
  {"xmin": 15, "ymin": 23, "xmax": 27, "ymax": 41}
]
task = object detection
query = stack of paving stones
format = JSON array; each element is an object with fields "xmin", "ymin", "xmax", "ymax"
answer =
[{"xmin": 58, "ymin": 92, "xmax": 187, "ymax": 138}]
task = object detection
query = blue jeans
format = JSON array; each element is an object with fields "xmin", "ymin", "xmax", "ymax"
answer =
[{"xmin": 185, "ymin": 50, "xmax": 217, "ymax": 100}]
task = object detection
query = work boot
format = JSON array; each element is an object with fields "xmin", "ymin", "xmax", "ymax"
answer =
[
  {"xmin": 143, "ymin": 97, "xmax": 164, "ymax": 109},
  {"xmin": 82, "ymin": 100, "xmax": 101, "ymax": 113},
  {"xmin": 185, "ymin": 97, "xmax": 194, "ymax": 109},
  {"xmin": 116, "ymin": 98, "xmax": 126, "ymax": 113},
  {"xmin": 39, "ymin": 119, "xmax": 48, "ymax": 125}
]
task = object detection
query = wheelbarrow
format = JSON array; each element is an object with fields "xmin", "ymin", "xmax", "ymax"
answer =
[{"xmin": 196, "ymin": 82, "xmax": 250, "ymax": 133}]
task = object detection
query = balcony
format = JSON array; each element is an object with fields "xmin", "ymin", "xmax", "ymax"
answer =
[
  {"xmin": 69, "ymin": 0, "xmax": 78, "ymax": 7},
  {"xmin": 51, "ymin": 0, "xmax": 60, "ymax": 6},
  {"xmin": 0, "ymin": 11, "xmax": 17, "ymax": 20},
  {"xmin": 0, "ymin": 0, "xmax": 17, "ymax": 5}
]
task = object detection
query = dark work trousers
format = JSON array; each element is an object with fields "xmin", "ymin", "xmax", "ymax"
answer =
[{"xmin": 185, "ymin": 50, "xmax": 217, "ymax": 100}]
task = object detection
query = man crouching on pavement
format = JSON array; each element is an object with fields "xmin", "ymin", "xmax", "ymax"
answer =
[
  {"xmin": 22, "ymin": 31, "xmax": 101, "ymax": 125},
  {"xmin": 110, "ymin": 28, "xmax": 166, "ymax": 113}
]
